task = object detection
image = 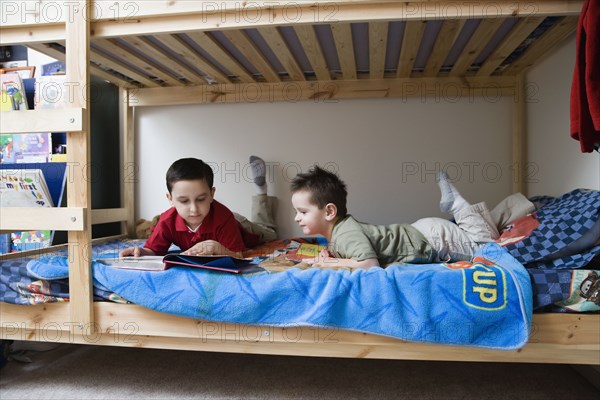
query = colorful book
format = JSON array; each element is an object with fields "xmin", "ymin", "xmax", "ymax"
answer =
[
  {"xmin": 0, "ymin": 133, "xmax": 52, "ymax": 164},
  {"xmin": 0, "ymin": 168, "xmax": 53, "ymax": 207},
  {"xmin": 10, "ymin": 230, "xmax": 52, "ymax": 252},
  {"xmin": 0, "ymin": 73, "xmax": 29, "ymax": 111},
  {"xmin": 0, "ymin": 168, "xmax": 55, "ymax": 253},
  {"xmin": 98, "ymin": 254, "xmax": 259, "ymax": 274}
]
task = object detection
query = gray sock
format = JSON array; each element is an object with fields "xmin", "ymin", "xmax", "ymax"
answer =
[
  {"xmin": 249, "ymin": 155, "xmax": 267, "ymax": 194},
  {"xmin": 437, "ymin": 171, "xmax": 470, "ymax": 214}
]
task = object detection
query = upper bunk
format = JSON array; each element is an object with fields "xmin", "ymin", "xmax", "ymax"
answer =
[{"xmin": 0, "ymin": 1, "xmax": 582, "ymax": 106}]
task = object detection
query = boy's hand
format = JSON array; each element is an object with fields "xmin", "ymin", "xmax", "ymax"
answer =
[
  {"xmin": 304, "ymin": 248, "xmax": 334, "ymax": 265},
  {"xmin": 119, "ymin": 246, "xmax": 155, "ymax": 258},
  {"xmin": 319, "ymin": 248, "xmax": 333, "ymax": 259},
  {"xmin": 182, "ymin": 240, "xmax": 224, "ymax": 256}
]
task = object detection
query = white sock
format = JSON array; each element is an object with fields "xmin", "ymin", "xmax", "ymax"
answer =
[
  {"xmin": 249, "ymin": 155, "xmax": 267, "ymax": 195},
  {"xmin": 437, "ymin": 171, "xmax": 470, "ymax": 214}
]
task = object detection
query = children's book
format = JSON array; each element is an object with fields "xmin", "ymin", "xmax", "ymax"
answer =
[
  {"xmin": 98, "ymin": 254, "xmax": 258, "ymax": 274},
  {"xmin": 0, "ymin": 168, "xmax": 56, "ymax": 253},
  {"xmin": 0, "ymin": 168, "xmax": 53, "ymax": 207},
  {"xmin": 10, "ymin": 230, "xmax": 52, "ymax": 252},
  {"xmin": 1, "ymin": 73, "xmax": 29, "ymax": 111},
  {"xmin": 0, "ymin": 133, "xmax": 52, "ymax": 164}
]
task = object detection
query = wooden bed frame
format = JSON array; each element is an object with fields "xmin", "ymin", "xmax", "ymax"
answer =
[{"xmin": 1, "ymin": 1, "xmax": 598, "ymax": 365}]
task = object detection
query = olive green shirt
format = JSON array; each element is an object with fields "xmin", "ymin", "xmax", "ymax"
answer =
[{"xmin": 330, "ymin": 215, "xmax": 434, "ymax": 266}]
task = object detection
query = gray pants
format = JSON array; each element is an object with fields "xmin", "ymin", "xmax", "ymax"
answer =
[
  {"xmin": 412, "ymin": 193, "xmax": 535, "ymax": 262},
  {"xmin": 233, "ymin": 195, "xmax": 278, "ymax": 244}
]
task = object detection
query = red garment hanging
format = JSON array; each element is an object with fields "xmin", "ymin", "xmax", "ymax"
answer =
[{"xmin": 570, "ymin": 0, "xmax": 600, "ymax": 153}]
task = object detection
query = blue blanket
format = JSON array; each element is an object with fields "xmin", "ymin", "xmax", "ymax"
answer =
[{"xmin": 27, "ymin": 243, "xmax": 532, "ymax": 350}]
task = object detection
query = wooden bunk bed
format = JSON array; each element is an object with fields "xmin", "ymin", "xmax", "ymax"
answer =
[{"xmin": 1, "ymin": 0, "xmax": 598, "ymax": 365}]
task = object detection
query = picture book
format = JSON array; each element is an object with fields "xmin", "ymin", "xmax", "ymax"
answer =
[
  {"xmin": 0, "ymin": 133, "xmax": 52, "ymax": 164},
  {"xmin": 296, "ymin": 242, "xmax": 327, "ymax": 257},
  {"xmin": 0, "ymin": 168, "xmax": 56, "ymax": 253},
  {"xmin": 10, "ymin": 230, "xmax": 52, "ymax": 252},
  {"xmin": 0, "ymin": 168, "xmax": 53, "ymax": 207},
  {"xmin": 0, "ymin": 72, "xmax": 29, "ymax": 111},
  {"xmin": 98, "ymin": 254, "xmax": 259, "ymax": 274}
]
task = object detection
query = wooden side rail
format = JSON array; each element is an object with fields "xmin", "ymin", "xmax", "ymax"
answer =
[
  {"xmin": 0, "ymin": 108, "xmax": 85, "ymax": 134},
  {"xmin": 1, "ymin": 302, "xmax": 598, "ymax": 364}
]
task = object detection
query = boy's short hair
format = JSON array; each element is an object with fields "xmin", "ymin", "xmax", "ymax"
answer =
[
  {"xmin": 166, "ymin": 158, "xmax": 214, "ymax": 193},
  {"xmin": 290, "ymin": 166, "xmax": 348, "ymax": 217}
]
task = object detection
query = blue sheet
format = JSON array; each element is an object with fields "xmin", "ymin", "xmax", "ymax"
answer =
[{"xmin": 27, "ymin": 243, "xmax": 532, "ymax": 350}]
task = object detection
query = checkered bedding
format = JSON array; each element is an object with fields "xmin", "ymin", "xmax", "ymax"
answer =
[
  {"xmin": 504, "ymin": 189, "xmax": 600, "ymax": 269},
  {"xmin": 0, "ymin": 240, "xmax": 132, "ymax": 305}
]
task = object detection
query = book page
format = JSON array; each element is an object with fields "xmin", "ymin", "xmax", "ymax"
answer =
[{"xmin": 97, "ymin": 256, "xmax": 166, "ymax": 271}]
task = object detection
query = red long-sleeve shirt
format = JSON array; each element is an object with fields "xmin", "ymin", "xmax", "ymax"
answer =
[{"xmin": 144, "ymin": 200, "xmax": 260, "ymax": 255}]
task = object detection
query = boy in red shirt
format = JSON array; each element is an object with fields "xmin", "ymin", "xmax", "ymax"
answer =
[{"xmin": 120, "ymin": 156, "xmax": 276, "ymax": 257}]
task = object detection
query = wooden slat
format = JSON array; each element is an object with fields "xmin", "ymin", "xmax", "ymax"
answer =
[
  {"xmin": 119, "ymin": 36, "xmax": 205, "ymax": 86},
  {"xmin": 91, "ymin": 208, "xmax": 129, "ymax": 225},
  {"xmin": 85, "ymin": 2, "xmax": 584, "ymax": 40},
  {"xmin": 0, "ymin": 2, "xmax": 584, "ymax": 46},
  {"xmin": 513, "ymin": 73, "xmax": 526, "ymax": 194},
  {"xmin": 0, "ymin": 208, "xmax": 127, "ymax": 231},
  {"xmin": 256, "ymin": 27, "xmax": 305, "ymax": 81},
  {"xmin": 369, "ymin": 22, "xmax": 388, "ymax": 79},
  {"xmin": 331, "ymin": 23, "xmax": 357, "ymax": 80},
  {"xmin": 66, "ymin": 0, "xmax": 93, "ymax": 335},
  {"xmin": 423, "ymin": 20, "xmax": 465, "ymax": 77},
  {"xmin": 0, "ymin": 207, "xmax": 85, "ymax": 231},
  {"xmin": 1, "ymin": 302, "xmax": 599, "ymax": 365},
  {"xmin": 94, "ymin": 38, "xmax": 185, "ymax": 87},
  {"xmin": 293, "ymin": 25, "xmax": 331, "ymax": 81},
  {"xmin": 397, "ymin": 21, "xmax": 426, "ymax": 78},
  {"xmin": 91, "ymin": 49, "xmax": 162, "ymax": 88},
  {"xmin": 183, "ymin": 31, "xmax": 254, "ymax": 83},
  {"xmin": 153, "ymin": 34, "xmax": 231, "ymax": 84},
  {"xmin": 1, "ymin": 108, "xmax": 84, "ymax": 134},
  {"xmin": 26, "ymin": 42, "xmax": 139, "ymax": 89},
  {"xmin": 1, "ymin": 1, "xmax": 584, "ymax": 30},
  {"xmin": 0, "ymin": 24, "xmax": 65, "ymax": 45},
  {"xmin": 450, "ymin": 19, "xmax": 505, "ymax": 77},
  {"xmin": 476, "ymin": 16, "xmax": 545, "ymax": 77},
  {"xmin": 0, "ymin": 235, "xmax": 126, "ymax": 261},
  {"xmin": 121, "ymin": 87, "xmax": 136, "ymax": 238},
  {"xmin": 130, "ymin": 76, "xmax": 516, "ymax": 107},
  {"xmin": 502, "ymin": 16, "xmax": 578, "ymax": 75},
  {"xmin": 220, "ymin": 30, "xmax": 281, "ymax": 83}
]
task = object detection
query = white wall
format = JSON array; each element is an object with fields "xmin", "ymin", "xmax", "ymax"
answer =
[
  {"xmin": 26, "ymin": 48, "xmax": 55, "ymax": 78},
  {"xmin": 136, "ymin": 96, "xmax": 513, "ymax": 238},
  {"xmin": 526, "ymin": 36, "xmax": 600, "ymax": 195}
]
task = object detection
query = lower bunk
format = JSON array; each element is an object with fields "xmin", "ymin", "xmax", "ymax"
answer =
[{"xmin": 1, "ymin": 189, "xmax": 599, "ymax": 364}]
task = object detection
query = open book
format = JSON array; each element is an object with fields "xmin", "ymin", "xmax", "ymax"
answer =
[{"xmin": 97, "ymin": 254, "xmax": 258, "ymax": 274}]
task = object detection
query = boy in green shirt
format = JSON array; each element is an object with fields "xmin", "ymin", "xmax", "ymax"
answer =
[{"xmin": 290, "ymin": 166, "xmax": 530, "ymax": 269}]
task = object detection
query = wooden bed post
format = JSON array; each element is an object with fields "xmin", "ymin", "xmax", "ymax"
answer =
[
  {"xmin": 66, "ymin": 0, "xmax": 93, "ymax": 334},
  {"xmin": 513, "ymin": 73, "xmax": 526, "ymax": 195},
  {"xmin": 120, "ymin": 88, "xmax": 136, "ymax": 238}
]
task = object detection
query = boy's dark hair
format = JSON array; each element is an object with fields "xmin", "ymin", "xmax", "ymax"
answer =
[
  {"xmin": 290, "ymin": 166, "xmax": 348, "ymax": 217},
  {"xmin": 166, "ymin": 158, "xmax": 214, "ymax": 193}
]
